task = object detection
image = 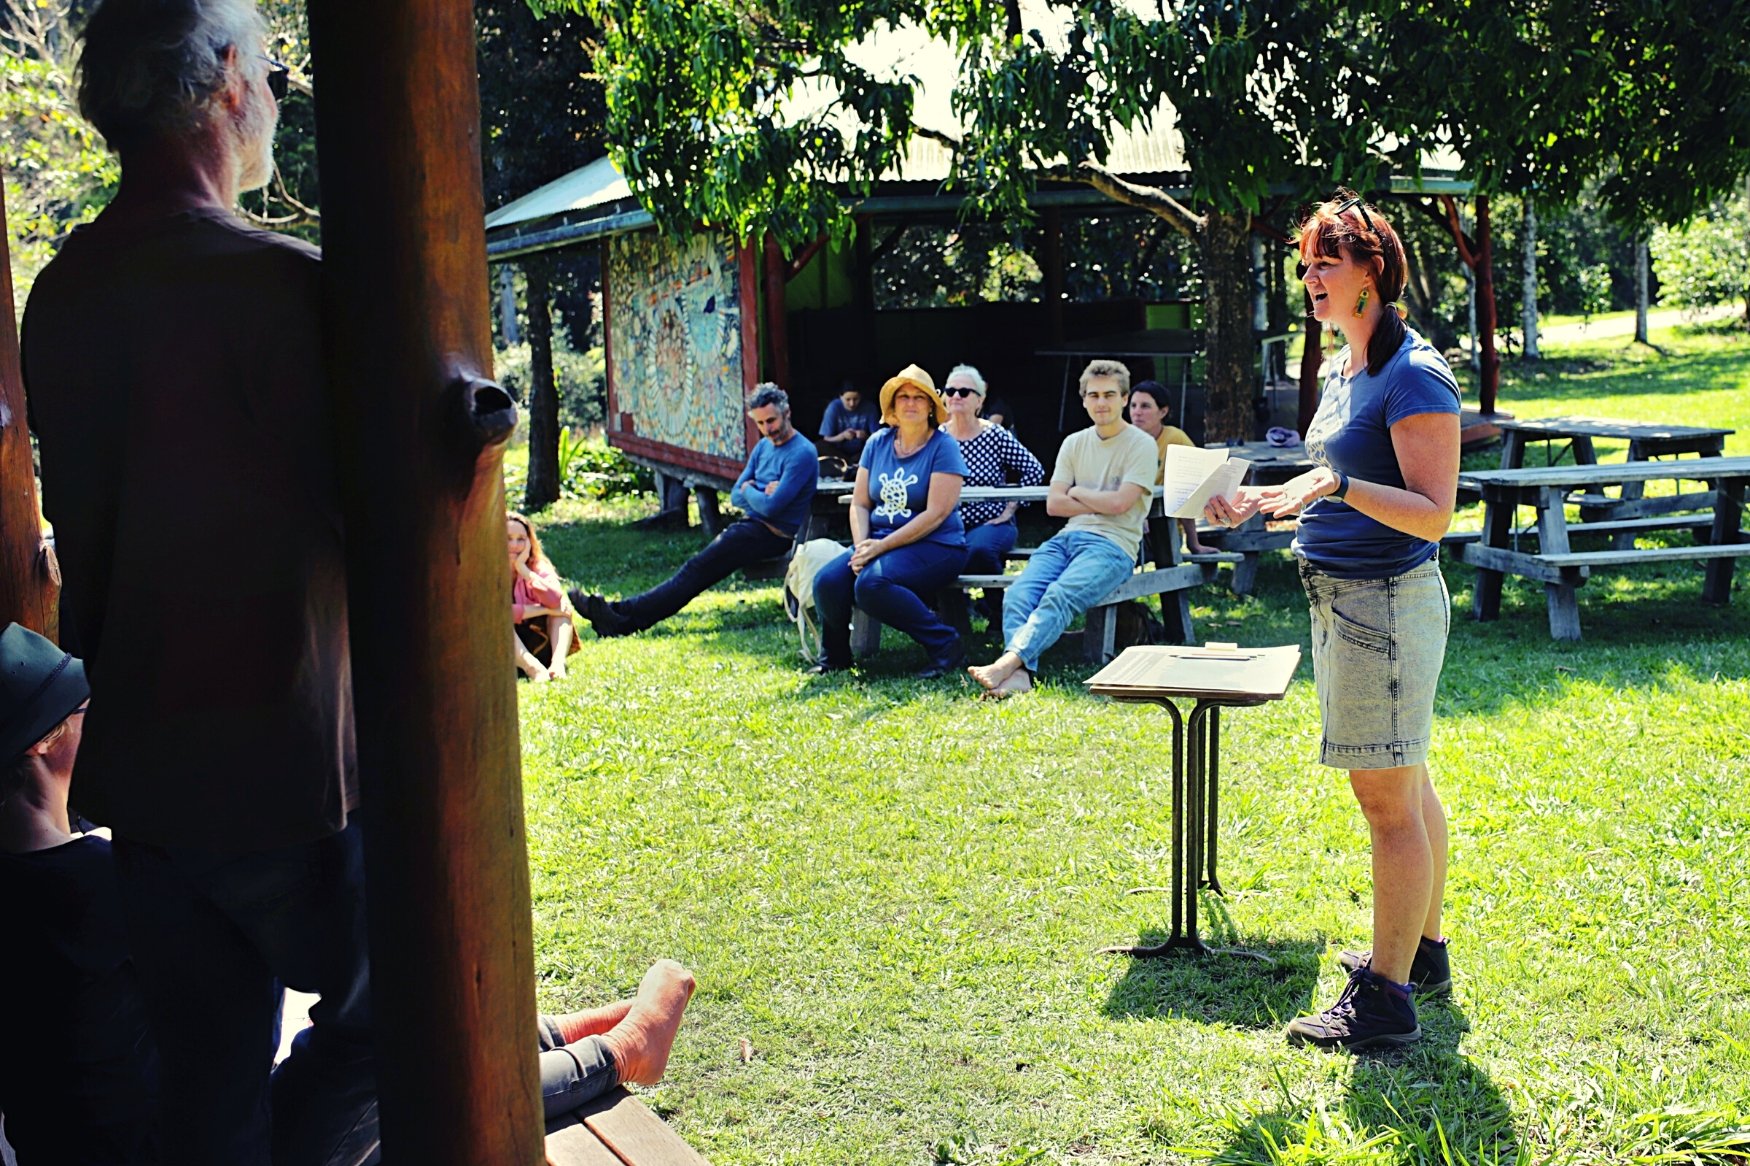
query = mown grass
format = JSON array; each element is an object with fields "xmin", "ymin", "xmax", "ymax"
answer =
[{"xmin": 514, "ymin": 321, "xmax": 1750, "ymax": 1165}]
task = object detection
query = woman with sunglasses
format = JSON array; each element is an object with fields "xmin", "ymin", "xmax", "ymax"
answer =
[
  {"xmin": 941, "ymin": 365, "xmax": 1044, "ymax": 624},
  {"xmin": 1206, "ymin": 190, "xmax": 1461, "ymax": 1051},
  {"xmin": 811, "ymin": 364, "xmax": 969, "ymax": 678}
]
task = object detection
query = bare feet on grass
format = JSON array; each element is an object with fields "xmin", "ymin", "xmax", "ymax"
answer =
[
  {"xmin": 990, "ymin": 669, "xmax": 1032, "ymax": 699},
  {"xmin": 600, "ymin": 960, "xmax": 696, "ymax": 1087},
  {"xmin": 967, "ymin": 651, "xmax": 1024, "ymax": 692}
]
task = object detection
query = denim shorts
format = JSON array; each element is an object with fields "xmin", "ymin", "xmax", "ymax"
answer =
[{"xmin": 1299, "ymin": 558, "xmax": 1449, "ymax": 770}]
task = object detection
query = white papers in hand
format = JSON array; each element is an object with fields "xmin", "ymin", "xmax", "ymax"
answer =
[{"xmin": 1162, "ymin": 445, "xmax": 1250, "ymax": 519}]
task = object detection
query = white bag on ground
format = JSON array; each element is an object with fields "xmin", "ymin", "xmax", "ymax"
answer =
[{"xmin": 783, "ymin": 538, "xmax": 846, "ymax": 663}]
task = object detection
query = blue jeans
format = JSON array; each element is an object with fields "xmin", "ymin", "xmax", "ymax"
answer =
[
  {"xmin": 1002, "ymin": 530, "xmax": 1135, "ymax": 671},
  {"xmin": 613, "ymin": 518, "xmax": 791, "ymax": 631},
  {"xmin": 537, "ymin": 1020, "xmax": 618, "ymax": 1120},
  {"xmin": 962, "ymin": 520, "xmax": 1017, "ymax": 576},
  {"xmin": 815, "ymin": 538, "xmax": 968, "ymax": 666},
  {"xmin": 112, "ymin": 821, "xmax": 377, "ymax": 1166}
]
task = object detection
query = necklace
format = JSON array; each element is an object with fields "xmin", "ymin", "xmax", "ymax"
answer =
[{"xmin": 894, "ymin": 430, "xmax": 930, "ymax": 457}]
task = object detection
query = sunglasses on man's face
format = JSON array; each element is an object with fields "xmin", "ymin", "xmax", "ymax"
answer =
[
  {"xmin": 942, "ymin": 386, "xmax": 980, "ymax": 398},
  {"xmin": 263, "ymin": 58, "xmax": 290, "ymax": 101}
]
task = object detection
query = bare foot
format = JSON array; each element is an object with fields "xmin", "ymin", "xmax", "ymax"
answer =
[
  {"xmin": 984, "ymin": 668, "xmax": 1033, "ymax": 700},
  {"xmin": 554, "ymin": 999, "xmax": 634, "ymax": 1044},
  {"xmin": 967, "ymin": 652, "xmax": 1022, "ymax": 692},
  {"xmin": 547, "ymin": 663, "xmax": 568, "ymax": 681},
  {"xmin": 1187, "ymin": 542, "xmax": 1214, "ymax": 555},
  {"xmin": 600, "ymin": 960, "xmax": 696, "ymax": 1087}
]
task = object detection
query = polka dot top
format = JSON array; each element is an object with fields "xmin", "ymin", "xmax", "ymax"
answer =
[{"xmin": 953, "ymin": 422, "xmax": 1045, "ymax": 527}]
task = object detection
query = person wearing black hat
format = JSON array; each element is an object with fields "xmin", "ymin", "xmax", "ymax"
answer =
[{"xmin": 0, "ymin": 623, "xmax": 158, "ymax": 1165}]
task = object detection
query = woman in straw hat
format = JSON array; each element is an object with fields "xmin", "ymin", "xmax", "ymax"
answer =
[{"xmin": 810, "ymin": 364, "xmax": 969, "ymax": 678}]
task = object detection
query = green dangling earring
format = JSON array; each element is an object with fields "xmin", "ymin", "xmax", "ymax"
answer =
[{"xmin": 1354, "ymin": 287, "xmax": 1370, "ymax": 317}]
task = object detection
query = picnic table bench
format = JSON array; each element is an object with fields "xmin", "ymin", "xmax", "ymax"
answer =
[
  {"xmin": 843, "ymin": 485, "xmax": 1239, "ymax": 663},
  {"xmin": 1460, "ymin": 457, "xmax": 1750, "ymax": 641},
  {"xmin": 546, "ymin": 1086, "xmax": 710, "ymax": 1165},
  {"xmin": 1498, "ymin": 417, "xmax": 1736, "ymax": 547}
]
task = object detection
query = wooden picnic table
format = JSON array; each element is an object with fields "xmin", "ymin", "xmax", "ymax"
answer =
[
  {"xmin": 1460, "ymin": 457, "xmax": 1750, "ymax": 641},
  {"xmin": 1498, "ymin": 417, "xmax": 1736, "ymax": 545},
  {"xmin": 1194, "ymin": 441, "xmax": 1315, "ymax": 595}
]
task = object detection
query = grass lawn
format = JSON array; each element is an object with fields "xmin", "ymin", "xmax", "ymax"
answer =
[{"xmin": 514, "ymin": 322, "xmax": 1750, "ymax": 1165}]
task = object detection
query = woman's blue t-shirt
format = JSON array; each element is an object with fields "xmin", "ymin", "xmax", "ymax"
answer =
[
  {"xmin": 1294, "ymin": 328, "xmax": 1462, "ymax": 578},
  {"xmin": 858, "ymin": 427, "xmax": 968, "ymax": 547}
]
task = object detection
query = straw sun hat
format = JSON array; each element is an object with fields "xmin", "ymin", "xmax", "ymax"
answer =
[{"xmin": 877, "ymin": 364, "xmax": 948, "ymax": 426}]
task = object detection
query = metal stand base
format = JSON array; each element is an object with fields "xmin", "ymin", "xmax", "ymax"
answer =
[{"xmin": 1103, "ymin": 696, "xmax": 1271, "ymax": 960}]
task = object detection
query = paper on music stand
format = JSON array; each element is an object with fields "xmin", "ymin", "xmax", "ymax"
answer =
[
  {"xmin": 1086, "ymin": 644, "xmax": 1301, "ymax": 700},
  {"xmin": 1161, "ymin": 445, "xmax": 1250, "ymax": 519}
]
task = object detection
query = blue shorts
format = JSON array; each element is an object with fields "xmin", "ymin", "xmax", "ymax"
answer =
[{"xmin": 1299, "ymin": 558, "xmax": 1449, "ymax": 770}]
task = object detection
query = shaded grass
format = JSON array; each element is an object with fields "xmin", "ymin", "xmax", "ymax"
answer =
[{"xmin": 512, "ymin": 323, "xmax": 1750, "ymax": 1164}]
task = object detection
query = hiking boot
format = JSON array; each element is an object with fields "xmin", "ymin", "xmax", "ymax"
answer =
[
  {"xmin": 571, "ymin": 589, "xmax": 634, "ymax": 637},
  {"xmin": 1336, "ymin": 936, "xmax": 1452, "ymax": 998},
  {"xmin": 1285, "ymin": 967, "xmax": 1421, "ymax": 1050}
]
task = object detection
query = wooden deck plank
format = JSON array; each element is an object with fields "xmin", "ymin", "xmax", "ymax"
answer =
[
  {"xmin": 581, "ymin": 1088, "xmax": 712, "ymax": 1165},
  {"xmin": 545, "ymin": 1112, "xmax": 627, "ymax": 1166}
]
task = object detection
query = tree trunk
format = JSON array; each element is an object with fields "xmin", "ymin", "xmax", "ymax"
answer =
[
  {"xmin": 1521, "ymin": 197, "xmax": 1540, "ymax": 360},
  {"xmin": 523, "ymin": 256, "xmax": 560, "ymax": 511},
  {"xmin": 1475, "ymin": 195, "xmax": 1500, "ymax": 414},
  {"xmin": 1635, "ymin": 236, "xmax": 1651, "ymax": 343},
  {"xmin": 1297, "ymin": 288, "xmax": 1322, "ymax": 439},
  {"xmin": 305, "ymin": 1, "xmax": 543, "ymax": 1162},
  {"xmin": 1200, "ymin": 209, "xmax": 1255, "ymax": 442},
  {"xmin": 0, "ymin": 170, "xmax": 60, "ymax": 638}
]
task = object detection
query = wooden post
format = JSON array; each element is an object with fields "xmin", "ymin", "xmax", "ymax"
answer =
[
  {"xmin": 763, "ymin": 233, "xmax": 790, "ymax": 393},
  {"xmin": 304, "ymin": 3, "xmax": 542, "ymax": 1163},
  {"xmin": 0, "ymin": 168, "xmax": 59, "ymax": 637},
  {"xmin": 1043, "ymin": 207, "xmax": 1065, "ymax": 344},
  {"xmin": 1474, "ymin": 195, "xmax": 1500, "ymax": 415},
  {"xmin": 1297, "ymin": 289, "xmax": 1322, "ymax": 439}
]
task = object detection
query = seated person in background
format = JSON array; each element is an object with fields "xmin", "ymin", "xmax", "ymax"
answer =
[
  {"xmin": 818, "ymin": 380, "xmax": 882, "ymax": 461},
  {"xmin": 969, "ymin": 359, "xmax": 1157, "ymax": 698},
  {"xmin": 982, "ymin": 394, "xmax": 1014, "ymax": 431},
  {"xmin": 940, "ymin": 364, "xmax": 1044, "ymax": 622},
  {"xmin": 0, "ymin": 623, "xmax": 158, "ymax": 1165},
  {"xmin": 575, "ymin": 384, "xmax": 818, "ymax": 636},
  {"xmin": 1128, "ymin": 380, "xmax": 1214, "ymax": 555},
  {"xmin": 812, "ymin": 364, "xmax": 968, "ymax": 679},
  {"xmin": 509, "ymin": 511, "xmax": 580, "ymax": 682},
  {"xmin": 538, "ymin": 960, "xmax": 695, "ymax": 1119}
]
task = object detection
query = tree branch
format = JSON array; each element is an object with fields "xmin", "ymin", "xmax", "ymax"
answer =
[
  {"xmin": 1072, "ymin": 160, "xmax": 1202, "ymax": 239},
  {"xmin": 913, "ymin": 125, "xmax": 963, "ymax": 151}
]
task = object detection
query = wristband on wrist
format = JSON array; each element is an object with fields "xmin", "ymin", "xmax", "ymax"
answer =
[{"xmin": 1330, "ymin": 469, "xmax": 1350, "ymax": 500}]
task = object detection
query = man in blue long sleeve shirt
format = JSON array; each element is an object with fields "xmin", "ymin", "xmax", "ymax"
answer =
[{"xmin": 573, "ymin": 384, "xmax": 818, "ymax": 636}]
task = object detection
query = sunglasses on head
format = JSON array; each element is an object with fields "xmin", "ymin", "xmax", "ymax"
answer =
[
  {"xmin": 942, "ymin": 386, "xmax": 980, "ymax": 398},
  {"xmin": 262, "ymin": 57, "xmax": 290, "ymax": 101},
  {"xmin": 1334, "ymin": 195, "xmax": 1378, "ymax": 235}
]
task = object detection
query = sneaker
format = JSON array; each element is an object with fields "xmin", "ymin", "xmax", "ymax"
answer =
[
  {"xmin": 1336, "ymin": 937, "xmax": 1452, "ymax": 998},
  {"xmin": 1285, "ymin": 967, "xmax": 1421, "ymax": 1050}
]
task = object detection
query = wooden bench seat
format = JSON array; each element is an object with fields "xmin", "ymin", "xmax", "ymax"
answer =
[
  {"xmin": 546, "ymin": 1086, "xmax": 710, "ymax": 1165},
  {"xmin": 852, "ymin": 558, "xmax": 1235, "ymax": 664}
]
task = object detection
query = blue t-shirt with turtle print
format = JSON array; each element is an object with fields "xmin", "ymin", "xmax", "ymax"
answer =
[{"xmin": 858, "ymin": 426, "xmax": 968, "ymax": 547}]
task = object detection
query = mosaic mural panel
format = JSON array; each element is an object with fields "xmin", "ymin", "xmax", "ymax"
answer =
[{"xmin": 607, "ymin": 231, "xmax": 746, "ymax": 462}]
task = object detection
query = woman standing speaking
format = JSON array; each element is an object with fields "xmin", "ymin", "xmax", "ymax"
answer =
[{"xmin": 1208, "ymin": 191, "xmax": 1461, "ymax": 1050}]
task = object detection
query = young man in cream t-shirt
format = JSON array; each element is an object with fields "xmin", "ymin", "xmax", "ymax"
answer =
[{"xmin": 969, "ymin": 359, "xmax": 1157, "ymax": 697}]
